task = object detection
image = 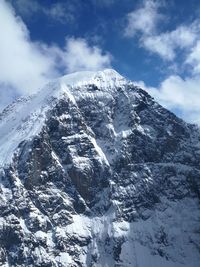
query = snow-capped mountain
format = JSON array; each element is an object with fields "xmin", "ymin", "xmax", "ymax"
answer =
[{"xmin": 0, "ymin": 69, "xmax": 199, "ymax": 266}]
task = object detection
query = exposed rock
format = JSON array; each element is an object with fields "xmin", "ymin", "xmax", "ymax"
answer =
[{"xmin": 0, "ymin": 69, "xmax": 199, "ymax": 266}]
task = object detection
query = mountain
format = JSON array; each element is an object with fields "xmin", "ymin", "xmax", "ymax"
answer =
[{"xmin": 0, "ymin": 69, "xmax": 199, "ymax": 267}]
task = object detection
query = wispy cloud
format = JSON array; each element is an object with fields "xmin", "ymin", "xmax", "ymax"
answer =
[
  {"xmin": 125, "ymin": 0, "xmax": 200, "ymax": 125},
  {"xmin": 135, "ymin": 75, "xmax": 200, "ymax": 125},
  {"xmin": 0, "ymin": 0, "xmax": 112, "ymax": 111},
  {"xmin": 0, "ymin": 0, "xmax": 54, "ymax": 94},
  {"xmin": 125, "ymin": 0, "xmax": 199, "ymax": 62},
  {"xmin": 125, "ymin": 0, "xmax": 162, "ymax": 37},
  {"xmin": 186, "ymin": 40, "xmax": 200, "ymax": 74},
  {"xmin": 63, "ymin": 37, "xmax": 111, "ymax": 73},
  {"xmin": 10, "ymin": 0, "xmax": 79, "ymax": 24},
  {"xmin": 142, "ymin": 23, "xmax": 199, "ymax": 61}
]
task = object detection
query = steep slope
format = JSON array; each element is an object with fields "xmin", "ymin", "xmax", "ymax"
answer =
[{"xmin": 0, "ymin": 69, "xmax": 199, "ymax": 267}]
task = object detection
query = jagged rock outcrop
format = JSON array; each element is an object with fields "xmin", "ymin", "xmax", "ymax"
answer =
[{"xmin": 0, "ymin": 69, "xmax": 199, "ymax": 266}]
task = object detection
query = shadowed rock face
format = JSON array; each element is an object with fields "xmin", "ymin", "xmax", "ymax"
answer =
[{"xmin": 0, "ymin": 70, "xmax": 200, "ymax": 266}]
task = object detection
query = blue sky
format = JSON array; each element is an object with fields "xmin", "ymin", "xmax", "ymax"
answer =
[{"xmin": 0, "ymin": 0, "xmax": 200, "ymax": 124}]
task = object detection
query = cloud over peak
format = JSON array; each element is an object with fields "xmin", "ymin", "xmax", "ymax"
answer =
[
  {"xmin": 63, "ymin": 38, "xmax": 111, "ymax": 73},
  {"xmin": 0, "ymin": 0, "xmax": 112, "ymax": 111},
  {"xmin": 0, "ymin": 0, "xmax": 53, "ymax": 94}
]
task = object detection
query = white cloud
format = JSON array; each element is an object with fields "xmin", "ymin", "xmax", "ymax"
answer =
[
  {"xmin": 63, "ymin": 38, "xmax": 111, "ymax": 73},
  {"xmin": 12, "ymin": 0, "xmax": 39, "ymax": 15},
  {"xmin": 186, "ymin": 41, "xmax": 200, "ymax": 74},
  {"xmin": 0, "ymin": 0, "xmax": 55, "ymax": 94},
  {"xmin": 135, "ymin": 75, "xmax": 200, "ymax": 125},
  {"xmin": 125, "ymin": 0, "xmax": 161, "ymax": 37},
  {"xmin": 125, "ymin": 0, "xmax": 199, "ymax": 62},
  {"xmin": 0, "ymin": 0, "xmax": 112, "ymax": 111},
  {"xmin": 143, "ymin": 24, "xmax": 198, "ymax": 60},
  {"xmin": 36, "ymin": 37, "xmax": 111, "ymax": 74},
  {"xmin": 142, "ymin": 34, "xmax": 175, "ymax": 60},
  {"xmin": 12, "ymin": 0, "xmax": 77, "ymax": 24},
  {"xmin": 125, "ymin": 0, "xmax": 200, "ymax": 125},
  {"xmin": 47, "ymin": 3, "xmax": 75, "ymax": 23},
  {"xmin": 38, "ymin": 37, "xmax": 111, "ymax": 73}
]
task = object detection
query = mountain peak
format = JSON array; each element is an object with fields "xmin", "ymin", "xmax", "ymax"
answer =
[
  {"xmin": 59, "ymin": 68, "xmax": 126, "ymax": 89},
  {"xmin": 0, "ymin": 67, "xmax": 200, "ymax": 267},
  {"xmin": 0, "ymin": 69, "xmax": 127, "ymax": 167}
]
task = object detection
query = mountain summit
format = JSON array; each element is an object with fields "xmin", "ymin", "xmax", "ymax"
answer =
[
  {"xmin": 0, "ymin": 69, "xmax": 199, "ymax": 266},
  {"xmin": 0, "ymin": 69, "xmax": 125, "ymax": 166}
]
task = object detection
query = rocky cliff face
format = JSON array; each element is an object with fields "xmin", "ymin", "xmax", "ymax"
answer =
[{"xmin": 0, "ymin": 69, "xmax": 199, "ymax": 267}]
